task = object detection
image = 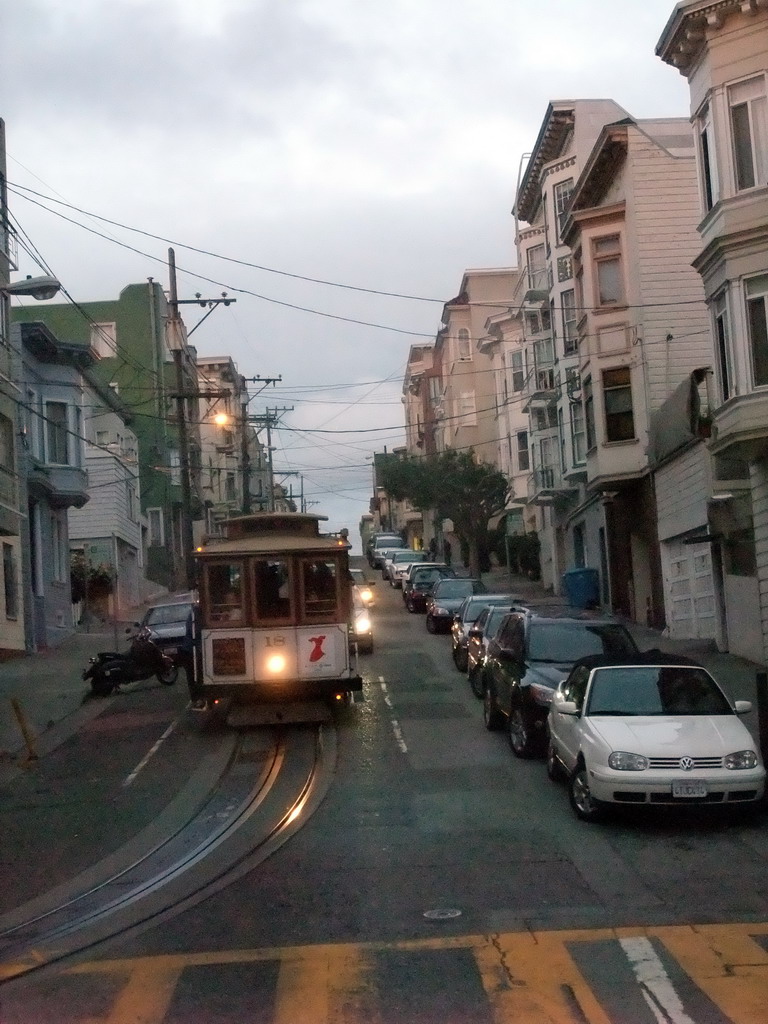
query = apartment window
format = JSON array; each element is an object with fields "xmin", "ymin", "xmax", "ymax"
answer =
[
  {"xmin": 557, "ymin": 255, "xmax": 573, "ymax": 282},
  {"xmin": 428, "ymin": 376, "xmax": 442, "ymax": 405},
  {"xmin": 457, "ymin": 391, "xmax": 476, "ymax": 426},
  {"xmin": 516, "ymin": 431, "xmax": 530, "ymax": 472},
  {"xmin": 571, "ymin": 395, "xmax": 586, "ymax": 465},
  {"xmin": 746, "ymin": 274, "xmax": 768, "ymax": 387},
  {"xmin": 126, "ymin": 480, "xmax": 137, "ymax": 522},
  {"xmin": 169, "ymin": 449, "xmax": 181, "ymax": 486},
  {"xmin": 147, "ymin": 507, "xmax": 164, "ymax": 547},
  {"xmin": 553, "ymin": 178, "xmax": 574, "ymax": 239},
  {"xmin": 526, "ymin": 244, "xmax": 547, "ymax": 292},
  {"xmin": 593, "ymin": 235, "xmax": 624, "ymax": 307},
  {"xmin": 533, "ymin": 406, "xmax": 557, "ymax": 432},
  {"xmin": 561, "ymin": 288, "xmax": 578, "ymax": 355},
  {"xmin": 45, "ymin": 401, "xmax": 69, "ymax": 464},
  {"xmin": 95, "ymin": 430, "xmax": 110, "ymax": 447},
  {"xmin": 583, "ymin": 376, "xmax": 596, "ymax": 451},
  {"xmin": 713, "ymin": 292, "xmax": 733, "ymax": 401},
  {"xmin": 3, "ymin": 543, "xmax": 17, "ymax": 620},
  {"xmin": 602, "ymin": 366, "xmax": 635, "ymax": 441},
  {"xmin": 90, "ymin": 322, "xmax": 117, "ymax": 357},
  {"xmin": 510, "ymin": 350, "xmax": 525, "ymax": 392},
  {"xmin": 225, "ymin": 472, "xmax": 236, "ymax": 501},
  {"xmin": 728, "ymin": 76, "xmax": 767, "ymax": 192},
  {"xmin": 457, "ymin": 329, "xmax": 471, "ymax": 361},
  {"xmin": 558, "ymin": 407, "xmax": 567, "ymax": 473},
  {"xmin": 697, "ymin": 104, "xmax": 719, "ymax": 211}
]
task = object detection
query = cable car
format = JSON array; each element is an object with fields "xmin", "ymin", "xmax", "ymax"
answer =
[{"xmin": 195, "ymin": 512, "xmax": 362, "ymax": 724}]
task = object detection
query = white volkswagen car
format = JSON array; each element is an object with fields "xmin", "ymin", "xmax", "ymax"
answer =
[{"xmin": 547, "ymin": 654, "xmax": 765, "ymax": 821}]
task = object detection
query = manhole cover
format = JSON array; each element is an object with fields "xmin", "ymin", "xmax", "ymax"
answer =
[{"xmin": 423, "ymin": 908, "xmax": 462, "ymax": 920}]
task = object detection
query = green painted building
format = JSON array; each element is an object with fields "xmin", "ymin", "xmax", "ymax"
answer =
[{"xmin": 12, "ymin": 281, "xmax": 201, "ymax": 589}]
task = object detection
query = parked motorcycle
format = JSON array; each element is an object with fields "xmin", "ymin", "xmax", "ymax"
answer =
[{"xmin": 83, "ymin": 626, "xmax": 179, "ymax": 696}]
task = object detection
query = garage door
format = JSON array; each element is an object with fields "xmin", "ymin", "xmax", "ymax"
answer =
[{"xmin": 663, "ymin": 541, "xmax": 716, "ymax": 640}]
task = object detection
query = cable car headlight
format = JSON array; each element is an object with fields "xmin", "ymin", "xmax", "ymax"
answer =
[
  {"xmin": 266, "ymin": 653, "xmax": 287, "ymax": 674},
  {"xmin": 355, "ymin": 615, "xmax": 371, "ymax": 634}
]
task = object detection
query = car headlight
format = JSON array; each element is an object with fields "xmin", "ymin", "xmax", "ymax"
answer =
[
  {"xmin": 608, "ymin": 751, "xmax": 649, "ymax": 771},
  {"xmin": 724, "ymin": 749, "xmax": 759, "ymax": 770},
  {"xmin": 433, "ymin": 606, "xmax": 449, "ymax": 616},
  {"xmin": 355, "ymin": 615, "xmax": 371, "ymax": 633}
]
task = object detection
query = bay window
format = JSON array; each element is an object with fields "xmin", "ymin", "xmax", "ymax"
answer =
[
  {"xmin": 602, "ymin": 367, "xmax": 635, "ymax": 441},
  {"xmin": 746, "ymin": 275, "xmax": 768, "ymax": 387},
  {"xmin": 729, "ymin": 76, "xmax": 767, "ymax": 192},
  {"xmin": 593, "ymin": 235, "xmax": 624, "ymax": 307},
  {"xmin": 713, "ymin": 292, "xmax": 733, "ymax": 401}
]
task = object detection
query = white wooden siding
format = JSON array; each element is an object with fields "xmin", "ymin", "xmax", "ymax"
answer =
[
  {"xmin": 630, "ymin": 131, "xmax": 712, "ymax": 412},
  {"xmin": 654, "ymin": 443, "xmax": 711, "ymax": 541}
]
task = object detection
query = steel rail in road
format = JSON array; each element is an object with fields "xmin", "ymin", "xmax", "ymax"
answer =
[{"xmin": 0, "ymin": 721, "xmax": 336, "ymax": 986}]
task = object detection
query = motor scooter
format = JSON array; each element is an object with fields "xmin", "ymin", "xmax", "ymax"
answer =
[{"xmin": 83, "ymin": 626, "xmax": 179, "ymax": 696}]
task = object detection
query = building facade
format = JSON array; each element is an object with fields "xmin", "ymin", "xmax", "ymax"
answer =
[{"xmin": 658, "ymin": 0, "xmax": 768, "ymax": 659}]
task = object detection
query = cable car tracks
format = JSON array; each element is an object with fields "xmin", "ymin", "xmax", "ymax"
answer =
[{"xmin": 0, "ymin": 722, "xmax": 336, "ymax": 986}]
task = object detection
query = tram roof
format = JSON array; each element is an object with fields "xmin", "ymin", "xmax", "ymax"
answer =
[{"xmin": 195, "ymin": 535, "xmax": 350, "ymax": 557}]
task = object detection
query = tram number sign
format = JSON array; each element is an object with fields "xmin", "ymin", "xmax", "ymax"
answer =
[{"xmin": 264, "ymin": 635, "xmax": 286, "ymax": 647}]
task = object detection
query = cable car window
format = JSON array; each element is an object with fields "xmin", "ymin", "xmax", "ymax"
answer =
[
  {"xmin": 302, "ymin": 558, "xmax": 339, "ymax": 621},
  {"xmin": 207, "ymin": 562, "xmax": 245, "ymax": 625},
  {"xmin": 253, "ymin": 558, "xmax": 293, "ymax": 623}
]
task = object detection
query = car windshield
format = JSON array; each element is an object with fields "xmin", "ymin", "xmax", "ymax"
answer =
[
  {"xmin": 413, "ymin": 569, "xmax": 451, "ymax": 584},
  {"xmin": 392, "ymin": 551, "xmax": 418, "ymax": 563},
  {"xmin": 146, "ymin": 603, "xmax": 193, "ymax": 625},
  {"xmin": 586, "ymin": 665, "xmax": 733, "ymax": 717},
  {"xmin": 463, "ymin": 595, "xmax": 517, "ymax": 622},
  {"xmin": 527, "ymin": 621, "xmax": 637, "ymax": 663},
  {"xmin": 350, "ymin": 569, "xmax": 366, "ymax": 583},
  {"xmin": 434, "ymin": 580, "xmax": 478, "ymax": 599},
  {"xmin": 485, "ymin": 607, "xmax": 509, "ymax": 636}
]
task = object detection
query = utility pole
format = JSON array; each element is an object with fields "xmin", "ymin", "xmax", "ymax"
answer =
[
  {"xmin": 166, "ymin": 247, "xmax": 236, "ymax": 589},
  {"xmin": 167, "ymin": 249, "xmax": 195, "ymax": 590},
  {"xmin": 239, "ymin": 376, "xmax": 281, "ymax": 515},
  {"xmin": 249, "ymin": 406, "xmax": 293, "ymax": 512}
]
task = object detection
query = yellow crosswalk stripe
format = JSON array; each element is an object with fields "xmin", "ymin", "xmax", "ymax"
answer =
[
  {"xmin": 43, "ymin": 922, "xmax": 768, "ymax": 1023},
  {"xmin": 652, "ymin": 923, "xmax": 768, "ymax": 1024}
]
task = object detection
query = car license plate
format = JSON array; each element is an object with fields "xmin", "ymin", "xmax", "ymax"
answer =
[{"xmin": 672, "ymin": 779, "xmax": 707, "ymax": 798}]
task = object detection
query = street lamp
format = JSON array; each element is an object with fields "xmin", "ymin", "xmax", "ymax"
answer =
[{"xmin": 1, "ymin": 275, "xmax": 62, "ymax": 300}]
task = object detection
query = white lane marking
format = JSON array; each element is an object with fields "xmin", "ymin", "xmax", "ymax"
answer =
[
  {"xmin": 122, "ymin": 719, "xmax": 178, "ymax": 788},
  {"xmin": 619, "ymin": 936, "xmax": 697, "ymax": 1024},
  {"xmin": 380, "ymin": 677, "xmax": 407, "ymax": 753}
]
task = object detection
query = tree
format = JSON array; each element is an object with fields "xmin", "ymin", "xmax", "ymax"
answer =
[{"xmin": 379, "ymin": 450, "xmax": 511, "ymax": 577}]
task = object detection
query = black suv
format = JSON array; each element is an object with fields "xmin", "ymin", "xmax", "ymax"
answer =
[
  {"xmin": 425, "ymin": 577, "xmax": 487, "ymax": 634},
  {"xmin": 450, "ymin": 594, "xmax": 524, "ymax": 672},
  {"xmin": 481, "ymin": 607, "xmax": 639, "ymax": 758},
  {"xmin": 403, "ymin": 565, "xmax": 455, "ymax": 612}
]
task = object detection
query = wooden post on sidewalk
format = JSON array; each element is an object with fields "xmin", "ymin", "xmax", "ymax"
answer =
[{"xmin": 10, "ymin": 698, "xmax": 38, "ymax": 764}]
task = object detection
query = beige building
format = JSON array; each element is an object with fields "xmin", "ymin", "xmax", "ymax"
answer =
[
  {"xmin": 658, "ymin": 0, "xmax": 768, "ymax": 660},
  {"xmin": 196, "ymin": 356, "xmax": 269, "ymax": 536},
  {"xmin": 562, "ymin": 116, "xmax": 712, "ymax": 629}
]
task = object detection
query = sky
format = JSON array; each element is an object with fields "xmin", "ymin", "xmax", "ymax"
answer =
[{"xmin": 2, "ymin": 0, "xmax": 692, "ymax": 551}]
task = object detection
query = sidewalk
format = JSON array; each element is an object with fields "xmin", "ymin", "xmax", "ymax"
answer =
[{"xmin": 0, "ymin": 619, "xmax": 141, "ymax": 765}]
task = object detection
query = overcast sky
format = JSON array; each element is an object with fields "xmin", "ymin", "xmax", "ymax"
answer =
[{"xmin": 3, "ymin": 0, "xmax": 691, "ymax": 549}]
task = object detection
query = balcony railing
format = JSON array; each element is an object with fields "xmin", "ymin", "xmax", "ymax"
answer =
[{"xmin": 527, "ymin": 465, "xmax": 577, "ymax": 505}]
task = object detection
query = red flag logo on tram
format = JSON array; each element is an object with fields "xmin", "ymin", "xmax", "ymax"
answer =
[{"xmin": 308, "ymin": 635, "xmax": 327, "ymax": 662}]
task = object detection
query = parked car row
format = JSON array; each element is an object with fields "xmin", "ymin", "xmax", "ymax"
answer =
[{"xmin": 415, "ymin": 585, "xmax": 766, "ymax": 823}]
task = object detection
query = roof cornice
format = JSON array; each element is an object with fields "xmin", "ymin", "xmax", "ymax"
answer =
[{"xmin": 657, "ymin": 0, "xmax": 768, "ymax": 74}]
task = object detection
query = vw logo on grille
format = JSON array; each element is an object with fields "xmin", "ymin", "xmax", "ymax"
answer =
[{"xmin": 679, "ymin": 756, "xmax": 695, "ymax": 771}]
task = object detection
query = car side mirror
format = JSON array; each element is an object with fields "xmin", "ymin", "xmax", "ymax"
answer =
[
  {"xmin": 734, "ymin": 700, "xmax": 753, "ymax": 715},
  {"xmin": 554, "ymin": 699, "xmax": 579, "ymax": 716}
]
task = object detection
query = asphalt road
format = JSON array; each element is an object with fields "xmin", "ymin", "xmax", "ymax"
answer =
[{"xmin": 2, "ymin": 566, "xmax": 768, "ymax": 1022}]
